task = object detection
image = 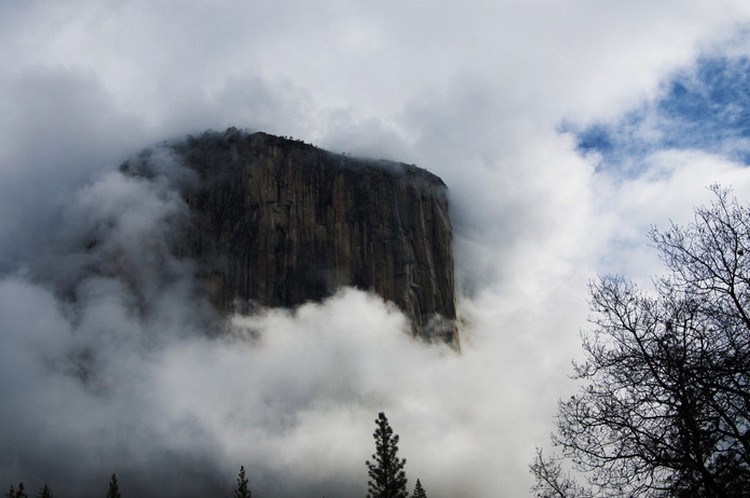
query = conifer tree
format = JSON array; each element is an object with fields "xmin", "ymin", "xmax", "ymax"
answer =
[
  {"xmin": 7, "ymin": 483, "xmax": 27, "ymax": 498},
  {"xmin": 366, "ymin": 412, "xmax": 408, "ymax": 498},
  {"xmin": 106, "ymin": 473, "xmax": 121, "ymax": 498},
  {"xmin": 411, "ymin": 479, "xmax": 426, "ymax": 498},
  {"xmin": 37, "ymin": 485, "xmax": 52, "ymax": 498},
  {"xmin": 4, "ymin": 483, "xmax": 28, "ymax": 498},
  {"xmin": 234, "ymin": 465, "xmax": 251, "ymax": 498}
]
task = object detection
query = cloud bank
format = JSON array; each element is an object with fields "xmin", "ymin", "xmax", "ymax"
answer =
[{"xmin": 4, "ymin": 1, "xmax": 750, "ymax": 496}]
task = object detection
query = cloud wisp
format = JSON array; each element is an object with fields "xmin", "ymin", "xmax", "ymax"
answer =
[{"xmin": 4, "ymin": 2, "xmax": 750, "ymax": 497}]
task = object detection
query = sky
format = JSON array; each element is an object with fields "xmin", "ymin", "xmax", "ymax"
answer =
[{"xmin": 3, "ymin": 1, "xmax": 750, "ymax": 496}]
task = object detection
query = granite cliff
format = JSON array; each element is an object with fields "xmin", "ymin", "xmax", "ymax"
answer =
[{"xmin": 121, "ymin": 129, "xmax": 458, "ymax": 344}]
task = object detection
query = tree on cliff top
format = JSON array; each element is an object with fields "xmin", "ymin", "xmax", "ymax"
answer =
[
  {"xmin": 532, "ymin": 186, "xmax": 750, "ymax": 496},
  {"xmin": 366, "ymin": 412, "xmax": 408, "ymax": 498}
]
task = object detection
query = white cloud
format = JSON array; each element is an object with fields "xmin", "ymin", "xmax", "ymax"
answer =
[{"xmin": 3, "ymin": 1, "xmax": 750, "ymax": 496}]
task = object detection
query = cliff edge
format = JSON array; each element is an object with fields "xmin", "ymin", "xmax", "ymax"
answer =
[{"xmin": 121, "ymin": 128, "xmax": 458, "ymax": 345}]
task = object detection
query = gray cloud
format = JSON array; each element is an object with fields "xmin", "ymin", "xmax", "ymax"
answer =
[{"xmin": 4, "ymin": 2, "xmax": 750, "ymax": 497}]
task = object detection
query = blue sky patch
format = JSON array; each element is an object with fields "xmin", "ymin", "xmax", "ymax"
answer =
[{"xmin": 569, "ymin": 56, "xmax": 750, "ymax": 173}]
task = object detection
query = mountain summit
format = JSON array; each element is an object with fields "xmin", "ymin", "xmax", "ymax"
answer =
[{"xmin": 121, "ymin": 128, "xmax": 458, "ymax": 345}]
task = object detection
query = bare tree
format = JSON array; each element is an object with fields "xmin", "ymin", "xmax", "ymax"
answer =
[
  {"xmin": 530, "ymin": 448, "xmax": 591, "ymax": 498},
  {"xmin": 533, "ymin": 186, "xmax": 750, "ymax": 497}
]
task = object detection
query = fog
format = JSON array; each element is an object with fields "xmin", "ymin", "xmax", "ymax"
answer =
[{"xmin": 3, "ymin": 2, "xmax": 750, "ymax": 496}]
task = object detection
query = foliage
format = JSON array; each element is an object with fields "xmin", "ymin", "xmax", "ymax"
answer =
[
  {"xmin": 234, "ymin": 466, "xmax": 251, "ymax": 498},
  {"xmin": 106, "ymin": 474, "xmax": 121, "ymax": 498},
  {"xmin": 4, "ymin": 483, "xmax": 27, "ymax": 498},
  {"xmin": 366, "ymin": 412, "xmax": 409, "ymax": 498},
  {"xmin": 37, "ymin": 485, "xmax": 52, "ymax": 498},
  {"xmin": 533, "ymin": 186, "xmax": 750, "ymax": 496},
  {"xmin": 411, "ymin": 478, "xmax": 427, "ymax": 498}
]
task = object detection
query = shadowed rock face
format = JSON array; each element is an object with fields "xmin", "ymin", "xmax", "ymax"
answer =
[{"xmin": 122, "ymin": 129, "xmax": 458, "ymax": 344}]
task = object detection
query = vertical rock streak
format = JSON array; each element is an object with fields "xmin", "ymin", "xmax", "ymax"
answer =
[{"xmin": 124, "ymin": 130, "xmax": 458, "ymax": 344}]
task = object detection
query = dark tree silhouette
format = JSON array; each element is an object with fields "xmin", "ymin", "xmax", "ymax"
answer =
[
  {"xmin": 106, "ymin": 474, "xmax": 121, "ymax": 498},
  {"xmin": 411, "ymin": 479, "xmax": 427, "ymax": 498},
  {"xmin": 37, "ymin": 484, "xmax": 52, "ymax": 498},
  {"xmin": 530, "ymin": 449, "xmax": 591, "ymax": 498},
  {"xmin": 366, "ymin": 412, "xmax": 408, "ymax": 498},
  {"xmin": 234, "ymin": 465, "xmax": 251, "ymax": 498},
  {"xmin": 5, "ymin": 483, "xmax": 27, "ymax": 498},
  {"xmin": 533, "ymin": 186, "xmax": 750, "ymax": 497}
]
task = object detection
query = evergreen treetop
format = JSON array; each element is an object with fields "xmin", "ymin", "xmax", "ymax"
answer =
[
  {"xmin": 412, "ymin": 479, "xmax": 426, "ymax": 498},
  {"xmin": 5, "ymin": 483, "xmax": 27, "ymax": 498},
  {"xmin": 106, "ymin": 473, "xmax": 121, "ymax": 498},
  {"xmin": 234, "ymin": 465, "xmax": 251, "ymax": 498},
  {"xmin": 37, "ymin": 484, "xmax": 52, "ymax": 498},
  {"xmin": 366, "ymin": 412, "xmax": 408, "ymax": 498}
]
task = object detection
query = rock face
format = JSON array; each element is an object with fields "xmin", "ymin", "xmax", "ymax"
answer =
[{"xmin": 121, "ymin": 129, "xmax": 458, "ymax": 344}]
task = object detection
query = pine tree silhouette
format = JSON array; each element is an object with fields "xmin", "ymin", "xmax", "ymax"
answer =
[
  {"xmin": 37, "ymin": 484, "xmax": 53, "ymax": 498},
  {"xmin": 5, "ymin": 483, "xmax": 27, "ymax": 498},
  {"xmin": 106, "ymin": 474, "xmax": 121, "ymax": 498},
  {"xmin": 234, "ymin": 465, "xmax": 251, "ymax": 498},
  {"xmin": 366, "ymin": 412, "xmax": 408, "ymax": 498},
  {"xmin": 412, "ymin": 479, "xmax": 426, "ymax": 498},
  {"xmin": 12, "ymin": 483, "xmax": 26, "ymax": 498}
]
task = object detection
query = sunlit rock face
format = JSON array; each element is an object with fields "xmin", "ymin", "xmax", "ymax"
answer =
[{"xmin": 121, "ymin": 128, "xmax": 458, "ymax": 345}]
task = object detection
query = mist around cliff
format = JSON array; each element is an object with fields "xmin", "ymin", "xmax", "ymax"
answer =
[
  {"xmin": 5, "ymin": 2, "xmax": 750, "ymax": 497},
  {"xmin": 0, "ymin": 149, "xmax": 553, "ymax": 496}
]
